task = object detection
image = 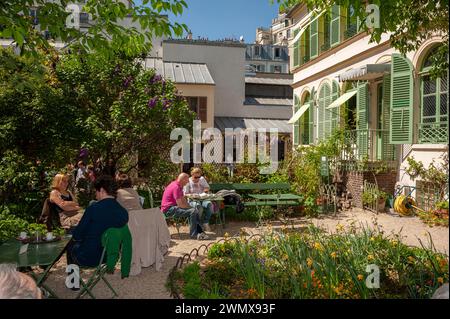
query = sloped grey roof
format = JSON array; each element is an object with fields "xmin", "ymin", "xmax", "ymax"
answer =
[
  {"xmin": 214, "ymin": 117, "xmax": 291, "ymax": 134},
  {"xmin": 244, "ymin": 97, "xmax": 293, "ymax": 106},
  {"xmin": 144, "ymin": 58, "xmax": 215, "ymax": 85},
  {"xmin": 245, "ymin": 77, "xmax": 293, "ymax": 85}
]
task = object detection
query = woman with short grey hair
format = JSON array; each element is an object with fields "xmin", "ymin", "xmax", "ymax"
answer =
[{"xmin": 0, "ymin": 264, "xmax": 42, "ymax": 299}]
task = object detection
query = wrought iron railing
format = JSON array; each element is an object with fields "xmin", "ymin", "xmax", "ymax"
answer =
[
  {"xmin": 344, "ymin": 24, "xmax": 358, "ymax": 40},
  {"xmin": 320, "ymin": 36, "xmax": 330, "ymax": 54},
  {"xmin": 301, "ymin": 54, "xmax": 310, "ymax": 65},
  {"xmin": 418, "ymin": 122, "xmax": 448, "ymax": 144},
  {"xmin": 337, "ymin": 129, "xmax": 396, "ymax": 170}
]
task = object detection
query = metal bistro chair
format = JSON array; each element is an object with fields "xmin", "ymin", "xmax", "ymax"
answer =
[
  {"xmin": 163, "ymin": 210, "xmax": 191, "ymax": 240},
  {"xmin": 75, "ymin": 237, "xmax": 119, "ymax": 299}
]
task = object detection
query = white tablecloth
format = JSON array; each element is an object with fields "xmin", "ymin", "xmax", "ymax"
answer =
[{"xmin": 127, "ymin": 208, "xmax": 171, "ymax": 276}]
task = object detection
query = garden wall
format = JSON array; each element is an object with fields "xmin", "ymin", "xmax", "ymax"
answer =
[{"xmin": 343, "ymin": 170, "xmax": 398, "ymax": 208}]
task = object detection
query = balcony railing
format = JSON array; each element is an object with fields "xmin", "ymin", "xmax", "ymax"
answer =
[
  {"xmin": 320, "ymin": 36, "xmax": 330, "ymax": 54},
  {"xmin": 418, "ymin": 122, "xmax": 448, "ymax": 144},
  {"xmin": 344, "ymin": 24, "xmax": 358, "ymax": 40},
  {"xmin": 339, "ymin": 129, "xmax": 396, "ymax": 163}
]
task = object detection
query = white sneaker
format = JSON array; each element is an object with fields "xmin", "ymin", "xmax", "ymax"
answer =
[
  {"xmin": 197, "ymin": 232, "xmax": 209, "ymax": 240},
  {"xmin": 202, "ymin": 223, "xmax": 211, "ymax": 232}
]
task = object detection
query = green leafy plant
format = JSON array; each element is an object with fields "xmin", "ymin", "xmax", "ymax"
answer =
[
  {"xmin": 0, "ymin": 210, "xmax": 30, "ymax": 242},
  {"xmin": 362, "ymin": 191, "xmax": 376, "ymax": 206},
  {"xmin": 436, "ymin": 201, "xmax": 449, "ymax": 210}
]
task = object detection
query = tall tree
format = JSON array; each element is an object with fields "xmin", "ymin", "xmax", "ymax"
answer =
[
  {"xmin": 55, "ymin": 50, "xmax": 196, "ymax": 175},
  {"xmin": 274, "ymin": 0, "xmax": 449, "ymax": 77},
  {"xmin": 0, "ymin": 0, "xmax": 188, "ymax": 57}
]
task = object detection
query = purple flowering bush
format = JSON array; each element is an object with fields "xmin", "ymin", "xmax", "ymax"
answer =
[{"xmin": 57, "ymin": 51, "xmax": 196, "ymax": 187}]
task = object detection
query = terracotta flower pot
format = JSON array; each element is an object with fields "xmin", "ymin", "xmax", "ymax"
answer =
[{"xmin": 377, "ymin": 198, "xmax": 386, "ymax": 212}]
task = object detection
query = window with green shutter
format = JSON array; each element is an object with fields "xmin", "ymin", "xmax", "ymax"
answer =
[
  {"xmin": 293, "ymin": 95, "xmax": 300, "ymax": 146},
  {"xmin": 330, "ymin": 5, "xmax": 340, "ymax": 47},
  {"xmin": 390, "ymin": 53, "xmax": 414, "ymax": 144},
  {"xmin": 318, "ymin": 83, "xmax": 331, "ymax": 141},
  {"xmin": 300, "ymin": 92, "xmax": 311, "ymax": 145},
  {"xmin": 330, "ymin": 81, "xmax": 340, "ymax": 132},
  {"xmin": 310, "ymin": 16, "xmax": 318, "ymax": 58},
  {"xmin": 309, "ymin": 88, "xmax": 316, "ymax": 144},
  {"xmin": 382, "ymin": 74, "xmax": 396, "ymax": 160},
  {"xmin": 357, "ymin": 82, "xmax": 369, "ymax": 159},
  {"xmin": 300, "ymin": 26, "xmax": 310, "ymax": 65},
  {"xmin": 319, "ymin": 11, "xmax": 331, "ymax": 54},
  {"xmin": 344, "ymin": 5, "xmax": 360, "ymax": 39},
  {"xmin": 419, "ymin": 48, "xmax": 448, "ymax": 144},
  {"xmin": 293, "ymin": 29, "xmax": 299, "ymax": 68}
]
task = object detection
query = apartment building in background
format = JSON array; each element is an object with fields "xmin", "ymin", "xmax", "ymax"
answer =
[{"xmin": 286, "ymin": 3, "xmax": 448, "ymax": 206}]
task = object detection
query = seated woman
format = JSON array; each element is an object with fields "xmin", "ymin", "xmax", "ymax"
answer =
[
  {"xmin": 67, "ymin": 175, "xmax": 129, "ymax": 267},
  {"xmin": 49, "ymin": 173, "xmax": 83, "ymax": 231},
  {"xmin": 183, "ymin": 167, "xmax": 214, "ymax": 232},
  {"xmin": 116, "ymin": 174, "xmax": 143, "ymax": 211}
]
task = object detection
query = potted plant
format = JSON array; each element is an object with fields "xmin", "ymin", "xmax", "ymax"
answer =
[
  {"xmin": 435, "ymin": 201, "xmax": 449, "ymax": 218},
  {"xmin": 376, "ymin": 191, "xmax": 388, "ymax": 212},
  {"xmin": 362, "ymin": 191, "xmax": 375, "ymax": 208}
]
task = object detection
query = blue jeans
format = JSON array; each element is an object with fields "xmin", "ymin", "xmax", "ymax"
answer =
[
  {"xmin": 164, "ymin": 206, "xmax": 203, "ymax": 238},
  {"xmin": 188, "ymin": 200, "xmax": 213, "ymax": 224}
]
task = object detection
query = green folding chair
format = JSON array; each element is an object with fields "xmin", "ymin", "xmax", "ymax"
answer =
[
  {"xmin": 164, "ymin": 213, "xmax": 191, "ymax": 239},
  {"xmin": 75, "ymin": 240, "xmax": 118, "ymax": 299}
]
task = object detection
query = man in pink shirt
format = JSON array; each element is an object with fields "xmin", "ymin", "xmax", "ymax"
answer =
[{"xmin": 161, "ymin": 173, "xmax": 209, "ymax": 240}]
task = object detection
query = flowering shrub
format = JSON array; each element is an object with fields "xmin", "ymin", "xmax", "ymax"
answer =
[{"xmin": 169, "ymin": 225, "xmax": 449, "ymax": 299}]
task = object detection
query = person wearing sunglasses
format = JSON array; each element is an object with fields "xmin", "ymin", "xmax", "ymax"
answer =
[{"xmin": 183, "ymin": 167, "xmax": 213, "ymax": 232}]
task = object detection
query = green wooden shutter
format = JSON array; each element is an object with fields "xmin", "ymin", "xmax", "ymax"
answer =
[
  {"xmin": 382, "ymin": 74, "xmax": 395, "ymax": 160},
  {"xmin": 331, "ymin": 81, "xmax": 340, "ymax": 132},
  {"xmin": 330, "ymin": 5, "xmax": 340, "ymax": 47},
  {"xmin": 324, "ymin": 84, "xmax": 332, "ymax": 138},
  {"xmin": 390, "ymin": 53, "xmax": 414, "ymax": 144},
  {"xmin": 310, "ymin": 88, "xmax": 316, "ymax": 144},
  {"xmin": 293, "ymin": 95, "xmax": 300, "ymax": 146},
  {"xmin": 357, "ymin": 82, "xmax": 369, "ymax": 158},
  {"xmin": 309, "ymin": 97, "xmax": 314, "ymax": 144},
  {"xmin": 318, "ymin": 86, "xmax": 325, "ymax": 140},
  {"xmin": 310, "ymin": 17, "xmax": 318, "ymax": 58},
  {"xmin": 299, "ymin": 29, "xmax": 306, "ymax": 65},
  {"xmin": 293, "ymin": 29, "xmax": 299, "ymax": 68}
]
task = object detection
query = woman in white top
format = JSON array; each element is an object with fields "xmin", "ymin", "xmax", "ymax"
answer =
[
  {"xmin": 183, "ymin": 167, "xmax": 213, "ymax": 232},
  {"xmin": 115, "ymin": 174, "xmax": 143, "ymax": 211}
]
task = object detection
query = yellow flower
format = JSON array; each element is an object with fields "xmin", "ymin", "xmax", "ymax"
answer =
[
  {"xmin": 370, "ymin": 237, "xmax": 375, "ymax": 241},
  {"xmin": 330, "ymin": 252, "xmax": 337, "ymax": 259},
  {"xmin": 307, "ymin": 257, "xmax": 313, "ymax": 268},
  {"xmin": 334, "ymin": 286, "xmax": 343, "ymax": 295},
  {"xmin": 391, "ymin": 240, "xmax": 398, "ymax": 247},
  {"xmin": 367, "ymin": 255, "xmax": 374, "ymax": 261},
  {"xmin": 336, "ymin": 224, "xmax": 344, "ymax": 232},
  {"xmin": 224, "ymin": 232, "xmax": 230, "ymax": 239},
  {"xmin": 314, "ymin": 242, "xmax": 323, "ymax": 251},
  {"xmin": 357, "ymin": 274, "xmax": 364, "ymax": 281},
  {"xmin": 437, "ymin": 277, "xmax": 444, "ymax": 284},
  {"xmin": 407, "ymin": 256, "xmax": 415, "ymax": 263}
]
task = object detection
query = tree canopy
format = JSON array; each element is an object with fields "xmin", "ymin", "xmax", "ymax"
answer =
[
  {"xmin": 0, "ymin": 0, "xmax": 188, "ymax": 57},
  {"xmin": 274, "ymin": 0, "xmax": 449, "ymax": 77}
]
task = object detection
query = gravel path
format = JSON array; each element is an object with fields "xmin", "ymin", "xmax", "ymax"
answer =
[{"xmin": 43, "ymin": 208, "xmax": 448, "ymax": 299}]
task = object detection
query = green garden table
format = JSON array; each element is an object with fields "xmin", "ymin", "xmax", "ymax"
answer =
[
  {"xmin": 0, "ymin": 236, "xmax": 71, "ymax": 298},
  {"xmin": 185, "ymin": 194, "xmax": 226, "ymax": 230}
]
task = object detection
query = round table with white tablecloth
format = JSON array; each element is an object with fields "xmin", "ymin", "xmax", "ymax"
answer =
[{"xmin": 127, "ymin": 208, "xmax": 171, "ymax": 276}]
